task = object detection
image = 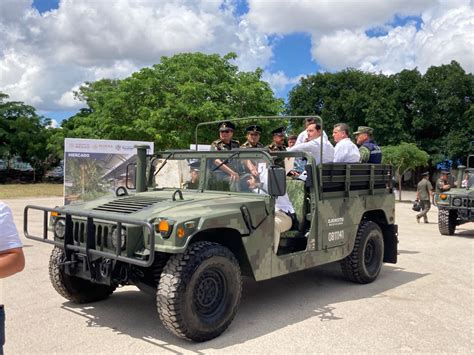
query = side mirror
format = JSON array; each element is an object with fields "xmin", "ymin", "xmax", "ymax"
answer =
[{"xmin": 268, "ymin": 165, "xmax": 286, "ymax": 197}]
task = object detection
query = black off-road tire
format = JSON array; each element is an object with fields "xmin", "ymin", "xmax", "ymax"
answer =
[
  {"xmin": 438, "ymin": 208, "xmax": 457, "ymax": 235},
  {"xmin": 341, "ymin": 220, "xmax": 384, "ymax": 284},
  {"xmin": 157, "ymin": 241, "xmax": 242, "ymax": 342},
  {"xmin": 49, "ymin": 247, "xmax": 116, "ymax": 303}
]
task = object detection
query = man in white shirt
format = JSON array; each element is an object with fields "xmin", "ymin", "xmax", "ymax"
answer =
[
  {"xmin": 245, "ymin": 169, "xmax": 295, "ymax": 254},
  {"xmin": 288, "ymin": 123, "xmax": 334, "ymax": 164},
  {"xmin": 332, "ymin": 123, "xmax": 360, "ymax": 163},
  {"xmin": 296, "ymin": 117, "xmax": 329, "ymax": 144},
  {"xmin": 0, "ymin": 201, "xmax": 25, "ymax": 353}
]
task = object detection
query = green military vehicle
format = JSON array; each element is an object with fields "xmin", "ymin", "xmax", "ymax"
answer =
[
  {"xmin": 434, "ymin": 155, "xmax": 474, "ymax": 235},
  {"xmin": 24, "ymin": 117, "xmax": 398, "ymax": 342}
]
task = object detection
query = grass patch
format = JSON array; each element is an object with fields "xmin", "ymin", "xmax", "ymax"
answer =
[{"xmin": 0, "ymin": 183, "xmax": 63, "ymax": 199}]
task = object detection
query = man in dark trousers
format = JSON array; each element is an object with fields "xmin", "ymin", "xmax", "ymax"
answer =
[{"xmin": 416, "ymin": 172, "xmax": 433, "ymax": 223}]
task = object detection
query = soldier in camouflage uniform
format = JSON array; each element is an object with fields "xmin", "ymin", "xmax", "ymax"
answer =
[
  {"xmin": 267, "ymin": 126, "xmax": 287, "ymax": 168},
  {"xmin": 210, "ymin": 121, "xmax": 240, "ymax": 151},
  {"xmin": 241, "ymin": 125, "xmax": 264, "ymax": 176},
  {"xmin": 210, "ymin": 121, "xmax": 241, "ymax": 190},
  {"xmin": 354, "ymin": 126, "xmax": 382, "ymax": 163}
]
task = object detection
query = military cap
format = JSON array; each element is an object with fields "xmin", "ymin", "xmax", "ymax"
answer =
[
  {"xmin": 271, "ymin": 126, "xmax": 286, "ymax": 136},
  {"xmin": 440, "ymin": 170, "xmax": 450, "ymax": 175},
  {"xmin": 188, "ymin": 160, "xmax": 200, "ymax": 171},
  {"xmin": 353, "ymin": 126, "xmax": 374, "ymax": 135},
  {"xmin": 245, "ymin": 125, "xmax": 263, "ymax": 134},
  {"xmin": 218, "ymin": 121, "xmax": 236, "ymax": 131},
  {"xmin": 421, "ymin": 171, "xmax": 429, "ymax": 176}
]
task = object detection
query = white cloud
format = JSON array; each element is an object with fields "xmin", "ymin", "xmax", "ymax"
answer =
[
  {"xmin": 313, "ymin": 4, "xmax": 474, "ymax": 74},
  {"xmin": 0, "ymin": 0, "xmax": 472, "ymax": 113},
  {"xmin": 262, "ymin": 71, "xmax": 303, "ymax": 93},
  {"xmin": 0, "ymin": 0, "xmax": 272, "ymax": 111}
]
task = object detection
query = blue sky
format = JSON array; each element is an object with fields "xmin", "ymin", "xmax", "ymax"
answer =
[{"xmin": 2, "ymin": 1, "xmax": 472, "ymax": 125}]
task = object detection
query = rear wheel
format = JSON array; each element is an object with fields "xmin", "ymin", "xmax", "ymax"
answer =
[
  {"xmin": 341, "ymin": 221, "xmax": 384, "ymax": 284},
  {"xmin": 438, "ymin": 208, "xmax": 456, "ymax": 235},
  {"xmin": 157, "ymin": 241, "xmax": 242, "ymax": 342},
  {"xmin": 49, "ymin": 247, "xmax": 116, "ymax": 303}
]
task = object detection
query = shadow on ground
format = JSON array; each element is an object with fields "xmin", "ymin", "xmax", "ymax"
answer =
[{"xmin": 60, "ymin": 263, "xmax": 427, "ymax": 352}]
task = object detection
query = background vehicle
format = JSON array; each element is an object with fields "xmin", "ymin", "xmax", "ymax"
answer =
[
  {"xmin": 434, "ymin": 155, "xmax": 474, "ymax": 235},
  {"xmin": 24, "ymin": 117, "xmax": 398, "ymax": 342}
]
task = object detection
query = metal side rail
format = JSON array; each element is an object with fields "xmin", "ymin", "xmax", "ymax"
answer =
[{"xmin": 24, "ymin": 205, "xmax": 155, "ymax": 267}]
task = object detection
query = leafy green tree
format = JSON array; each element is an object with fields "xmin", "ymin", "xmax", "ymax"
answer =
[
  {"xmin": 0, "ymin": 92, "xmax": 59, "ymax": 180},
  {"xmin": 382, "ymin": 143, "xmax": 430, "ymax": 201},
  {"xmin": 287, "ymin": 61, "xmax": 473, "ymax": 163},
  {"xmin": 65, "ymin": 52, "xmax": 284, "ymax": 150}
]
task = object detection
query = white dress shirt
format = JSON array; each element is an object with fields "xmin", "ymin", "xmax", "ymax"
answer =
[
  {"xmin": 296, "ymin": 129, "xmax": 328, "ymax": 144},
  {"xmin": 334, "ymin": 138, "xmax": 360, "ymax": 163},
  {"xmin": 288, "ymin": 136, "xmax": 335, "ymax": 165}
]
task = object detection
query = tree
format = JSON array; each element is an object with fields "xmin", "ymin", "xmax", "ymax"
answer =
[
  {"xmin": 65, "ymin": 53, "xmax": 284, "ymax": 150},
  {"xmin": 0, "ymin": 92, "xmax": 59, "ymax": 180},
  {"xmin": 382, "ymin": 143, "xmax": 430, "ymax": 201}
]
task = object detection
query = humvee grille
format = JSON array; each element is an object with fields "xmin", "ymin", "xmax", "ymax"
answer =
[{"xmin": 93, "ymin": 196, "xmax": 165, "ymax": 214}]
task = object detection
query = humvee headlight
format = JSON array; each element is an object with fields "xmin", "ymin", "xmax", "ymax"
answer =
[
  {"xmin": 111, "ymin": 227, "xmax": 126, "ymax": 250},
  {"xmin": 452, "ymin": 198, "xmax": 462, "ymax": 207},
  {"xmin": 53, "ymin": 219, "xmax": 65, "ymax": 239},
  {"xmin": 157, "ymin": 219, "xmax": 173, "ymax": 238},
  {"xmin": 440, "ymin": 194, "xmax": 448, "ymax": 200}
]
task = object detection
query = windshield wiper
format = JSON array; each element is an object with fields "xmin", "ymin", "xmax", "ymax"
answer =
[
  {"xmin": 153, "ymin": 153, "xmax": 174, "ymax": 178},
  {"xmin": 212, "ymin": 151, "xmax": 241, "ymax": 172}
]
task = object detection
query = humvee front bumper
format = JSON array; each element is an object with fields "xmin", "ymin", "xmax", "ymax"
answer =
[{"xmin": 24, "ymin": 205, "xmax": 156, "ymax": 268}]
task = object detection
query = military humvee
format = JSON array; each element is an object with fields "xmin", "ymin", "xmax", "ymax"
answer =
[
  {"xmin": 434, "ymin": 155, "xmax": 474, "ymax": 235},
  {"xmin": 24, "ymin": 117, "xmax": 398, "ymax": 342}
]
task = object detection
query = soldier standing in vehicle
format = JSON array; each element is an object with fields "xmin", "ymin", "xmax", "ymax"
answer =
[
  {"xmin": 211, "ymin": 121, "xmax": 240, "ymax": 151},
  {"xmin": 267, "ymin": 127, "xmax": 287, "ymax": 168},
  {"xmin": 241, "ymin": 125, "xmax": 264, "ymax": 176},
  {"xmin": 241, "ymin": 125, "xmax": 264, "ymax": 149},
  {"xmin": 210, "ymin": 121, "xmax": 241, "ymax": 184},
  {"xmin": 436, "ymin": 171, "xmax": 451, "ymax": 192},
  {"xmin": 416, "ymin": 172, "xmax": 433, "ymax": 223},
  {"xmin": 354, "ymin": 126, "xmax": 382, "ymax": 163}
]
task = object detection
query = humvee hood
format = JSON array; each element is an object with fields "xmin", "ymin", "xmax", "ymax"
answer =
[{"xmin": 60, "ymin": 190, "xmax": 267, "ymax": 221}]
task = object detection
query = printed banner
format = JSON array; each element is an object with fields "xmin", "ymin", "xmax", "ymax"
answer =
[{"xmin": 64, "ymin": 138, "xmax": 153, "ymax": 205}]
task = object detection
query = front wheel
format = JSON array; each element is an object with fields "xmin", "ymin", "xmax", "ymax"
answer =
[
  {"xmin": 341, "ymin": 221, "xmax": 384, "ymax": 284},
  {"xmin": 49, "ymin": 247, "xmax": 116, "ymax": 303},
  {"xmin": 157, "ymin": 241, "xmax": 242, "ymax": 342},
  {"xmin": 438, "ymin": 208, "xmax": 457, "ymax": 235}
]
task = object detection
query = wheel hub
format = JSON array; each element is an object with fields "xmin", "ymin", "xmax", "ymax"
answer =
[{"xmin": 194, "ymin": 269, "xmax": 226, "ymax": 317}]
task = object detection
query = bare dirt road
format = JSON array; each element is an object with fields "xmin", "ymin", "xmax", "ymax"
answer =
[{"xmin": 2, "ymin": 194, "xmax": 473, "ymax": 354}]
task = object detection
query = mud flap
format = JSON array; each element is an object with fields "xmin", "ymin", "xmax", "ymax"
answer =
[{"xmin": 382, "ymin": 224, "xmax": 398, "ymax": 264}]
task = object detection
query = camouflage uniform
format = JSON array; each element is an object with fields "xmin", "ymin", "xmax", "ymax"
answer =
[
  {"xmin": 241, "ymin": 141, "xmax": 264, "ymax": 148},
  {"xmin": 267, "ymin": 143, "xmax": 286, "ymax": 168},
  {"xmin": 210, "ymin": 139, "xmax": 240, "ymax": 151}
]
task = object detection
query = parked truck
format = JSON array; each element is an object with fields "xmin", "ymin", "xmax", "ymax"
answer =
[{"xmin": 24, "ymin": 117, "xmax": 398, "ymax": 342}]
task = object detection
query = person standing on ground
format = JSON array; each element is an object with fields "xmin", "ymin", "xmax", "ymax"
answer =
[
  {"xmin": 416, "ymin": 172, "xmax": 433, "ymax": 223},
  {"xmin": 354, "ymin": 126, "xmax": 382, "ymax": 163},
  {"xmin": 332, "ymin": 123, "xmax": 360, "ymax": 163},
  {"xmin": 0, "ymin": 201, "xmax": 25, "ymax": 353}
]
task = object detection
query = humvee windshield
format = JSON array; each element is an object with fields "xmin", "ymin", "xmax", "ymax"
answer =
[{"xmin": 150, "ymin": 154, "xmax": 271, "ymax": 194}]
